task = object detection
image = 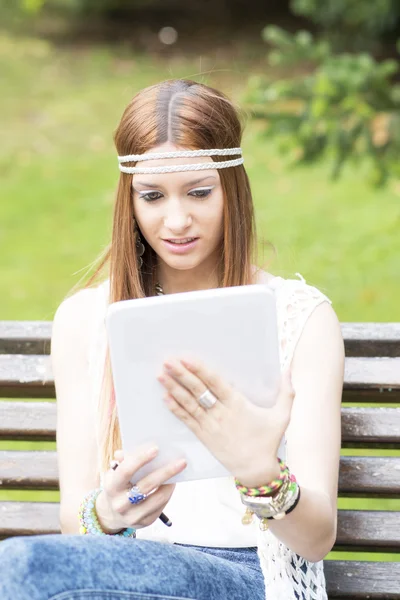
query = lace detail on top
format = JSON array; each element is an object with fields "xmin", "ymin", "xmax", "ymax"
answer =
[
  {"xmin": 257, "ymin": 273, "xmax": 331, "ymax": 600},
  {"xmin": 257, "ymin": 534, "xmax": 328, "ymax": 600},
  {"xmin": 273, "ymin": 272, "xmax": 332, "ymax": 370}
]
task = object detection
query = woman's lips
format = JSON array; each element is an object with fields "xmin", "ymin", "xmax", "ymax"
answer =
[{"xmin": 162, "ymin": 238, "xmax": 199, "ymax": 254}]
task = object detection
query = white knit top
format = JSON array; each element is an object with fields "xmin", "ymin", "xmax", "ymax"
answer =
[{"xmin": 88, "ymin": 273, "xmax": 331, "ymax": 600}]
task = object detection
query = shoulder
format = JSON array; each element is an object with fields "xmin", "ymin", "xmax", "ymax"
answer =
[
  {"xmin": 252, "ymin": 268, "xmax": 332, "ymax": 309},
  {"xmin": 266, "ymin": 273, "xmax": 338, "ymax": 368},
  {"xmin": 52, "ymin": 287, "xmax": 98, "ymax": 335},
  {"xmin": 51, "ymin": 282, "xmax": 108, "ymax": 368},
  {"xmin": 272, "ymin": 272, "xmax": 330, "ymax": 302}
]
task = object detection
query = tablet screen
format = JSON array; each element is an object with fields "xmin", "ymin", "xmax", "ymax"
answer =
[{"xmin": 106, "ymin": 284, "xmax": 282, "ymax": 483}]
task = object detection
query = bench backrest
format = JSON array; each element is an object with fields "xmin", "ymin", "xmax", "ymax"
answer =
[{"xmin": 0, "ymin": 321, "xmax": 399, "ymax": 598}]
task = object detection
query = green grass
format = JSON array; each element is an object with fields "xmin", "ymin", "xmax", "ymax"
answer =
[
  {"xmin": 1, "ymin": 31, "xmax": 399, "ymax": 320},
  {"xmin": 0, "ymin": 32, "xmax": 399, "ymax": 560}
]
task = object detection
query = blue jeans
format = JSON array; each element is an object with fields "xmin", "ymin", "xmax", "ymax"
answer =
[{"xmin": 0, "ymin": 535, "xmax": 265, "ymax": 600}]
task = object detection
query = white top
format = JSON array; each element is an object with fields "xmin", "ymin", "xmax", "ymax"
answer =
[{"xmin": 88, "ymin": 273, "xmax": 331, "ymax": 600}]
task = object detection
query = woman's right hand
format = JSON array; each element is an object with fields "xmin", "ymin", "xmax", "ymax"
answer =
[{"xmin": 95, "ymin": 446, "xmax": 186, "ymax": 533}]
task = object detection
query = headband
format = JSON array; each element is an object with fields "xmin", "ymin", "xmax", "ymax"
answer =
[{"xmin": 118, "ymin": 147, "xmax": 244, "ymax": 174}]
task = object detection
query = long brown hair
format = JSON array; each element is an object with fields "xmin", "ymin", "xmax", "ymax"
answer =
[{"xmin": 84, "ymin": 79, "xmax": 258, "ymax": 473}]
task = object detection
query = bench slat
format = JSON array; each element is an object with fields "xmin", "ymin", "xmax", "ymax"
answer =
[
  {"xmin": 1, "ymin": 403, "xmax": 399, "ymax": 447},
  {"xmin": 2, "ymin": 321, "xmax": 399, "ymax": 358},
  {"xmin": 0, "ymin": 501, "xmax": 60, "ymax": 537},
  {"xmin": 0, "ymin": 322, "xmax": 52, "ymax": 355},
  {"xmin": 0, "ymin": 355, "xmax": 54, "ymax": 398},
  {"xmin": 341, "ymin": 407, "xmax": 400, "ymax": 447},
  {"xmin": 335, "ymin": 510, "xmax": 400, "ymax": 551},
  {"xmin": 1, "ymin": 355, "xmax": 399, "ymax": 399},
  {"xmin": 0, "ymin": 401, "xmax": 56, "ymax": 441},
  {"xmin": 1, "ymin": 451, "xmax": 399, "ymax": 496},
  {"xmin": 339, "ymin": 456, "xmax": 400, "ymax": 497},
  {"xmin": 324, "ymin": 560, "xmax": 400, "ymax": 599},
  {"xmin": 341, "ymin": 322, "xmax": 400, "ymax": 358},
  {"xmin": 0, "ymin": 451, "xmax": 59, "ymax": 489},
  {"xmin": 0, "ymin": 502, "xmax": 399, "ymax": 551}
]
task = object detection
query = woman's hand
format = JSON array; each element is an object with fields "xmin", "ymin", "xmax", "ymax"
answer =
[
  {"xmin": 157, "ymin": 359, "xmax": 295, "ymax": 488},
  {"xmin": 95, "ymin": 447, "xmax": 186, "ymax": 533}
]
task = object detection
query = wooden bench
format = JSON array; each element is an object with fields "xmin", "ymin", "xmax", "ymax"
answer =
[{"xmin": 0, "ymin": 321, "xmax": 399, "ymax": 598}]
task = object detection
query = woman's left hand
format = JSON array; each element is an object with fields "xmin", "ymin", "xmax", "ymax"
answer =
[{"xmin": 157, "ymin": 358, "xmax": 295, "ymax": 488}]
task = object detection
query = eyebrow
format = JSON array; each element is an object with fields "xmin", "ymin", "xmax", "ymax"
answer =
[{"xmin": 134, "ymin": 176, "xmax": 217, "ymax": 188}]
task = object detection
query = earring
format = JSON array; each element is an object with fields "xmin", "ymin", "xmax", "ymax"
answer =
[{"xmin": 135, "ymin": 226, "xmax": 145, "ymax": 268}]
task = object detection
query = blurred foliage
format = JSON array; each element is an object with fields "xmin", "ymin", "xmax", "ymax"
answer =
[
  {"xmin": 0, "ymin": 0, "xmax": 175, "ymax": 22},
  {"xmin": 292, "ymin": 0, "xmax": 400, "ymax": 44},
  {"xmin": 245, "ymin": 27, "xmax": 400, "ymax": 186},
  {"xmin": 6, "ymin": 0, "xmax": 151, "ymax": 13},
  {"xmin": 0, "ymin": 0, "xmax": 272, "ymax": 17},
  {"xmin": 3, "ymin": 0, "xmax": 399, "ymax": 39}
]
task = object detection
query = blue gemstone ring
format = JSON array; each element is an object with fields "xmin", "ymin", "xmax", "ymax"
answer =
[{"xmin": 127, "ymin": 485, "xmax": 148, "ymax": 505}]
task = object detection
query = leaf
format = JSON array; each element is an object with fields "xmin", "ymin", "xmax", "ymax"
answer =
[{"xmin": 22, "ymin": 0, "xmax": 46, "ymax": 13}]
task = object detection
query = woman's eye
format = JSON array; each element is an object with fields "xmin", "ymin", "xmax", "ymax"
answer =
[
  {"xmin": 189, "ymin": 188, "xmax": 212, "ymax": 198},
  {"xmin": 140, "ymin": 191, "xmax": 163, "ymax": 202}
]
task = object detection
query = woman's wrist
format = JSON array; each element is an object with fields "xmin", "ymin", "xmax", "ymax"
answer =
[
  {"xmin": 236, "ymin": 458, "xmax": 301, "ymax": 528},
  {"xmin": 235, "ymin": 459, "xmax": 281, "ymax": 489},
  {"xmin": 95, "ymin": 490, "xmax": 126, "ymax": 534}
]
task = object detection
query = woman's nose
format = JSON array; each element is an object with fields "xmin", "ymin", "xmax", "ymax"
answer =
[{"xmin": 164, "ymin": 210, "xmax": 192, "ymax": 232}]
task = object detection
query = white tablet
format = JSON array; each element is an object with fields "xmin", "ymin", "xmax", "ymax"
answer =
[{"xmin": 105, "ymin": 284, "xmax": 281, "ymax": 484}]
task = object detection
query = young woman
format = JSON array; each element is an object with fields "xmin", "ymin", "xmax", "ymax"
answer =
[{"xmin": 0, "ymin": 79, "xmax": 344, "ymax": 600}]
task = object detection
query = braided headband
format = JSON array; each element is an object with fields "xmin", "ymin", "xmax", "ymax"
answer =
[{"xmin": 118, "ymin": 148, "xmax": 244, "ymax": 175}]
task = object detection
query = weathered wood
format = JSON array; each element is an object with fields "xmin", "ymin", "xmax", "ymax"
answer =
[
  {"xmin": 0, "ymin": 451, "xmax": 59, "ymax": 490},
  {"xmin": 0, "ymin": 322, "xmax": 52, "ymax": 355},
  {"xmin": 341, "ymin": 322, "xmax": 400, "ymax": 358},
  {"xmin": 324, "ymin": 560, "xmax": 400, "ymax": 599},
  {"xmin": 2, "ymin": 321, "xmax": 399, "ymax": 358},
  {"xmin": 0, "ymin": 355, "xmax": 55, "ymax": 398},
  {"xmin": 0, "ymin": 502, "xmax": 398, "ymax": 552},
  {"xmin": 0, "ymin": 401, "xmax": 56, "ymax": 441},
  {"xmin": 1, "ymin": 355, "xmax": 399, "ymax": 399},
  {"xmin": 344, "ymin": 357, "xmax": 400, "ymax": 391},
  {"xmin": 1, "ymin": 403, "xmax": 399, "ymax": 448},
  {"xmin": 341, "ymin": 407, "xmax": 400, "ymax": 447},
  {"xmin": 1, "ymin": 452, "xmax": 399, "ymax": 496},
  {"xmin": 0, "ymin": 501, "xmax": 60, "ymax": 537},
  {"xmin": 335, "ymin": 510, "xmax": 400, "ymax": 552},
  {"xmin": 339, "ymin": 456, "xmax": 400, "ymax": 497}
]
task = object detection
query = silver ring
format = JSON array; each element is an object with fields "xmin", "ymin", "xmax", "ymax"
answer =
[
  {"xmin": 127, "ymin": 484, "xmax": 148, "ymax": 505},
  {"xmin": 197, "ymin": 388, "xmax": 218, "ymax": 409}
]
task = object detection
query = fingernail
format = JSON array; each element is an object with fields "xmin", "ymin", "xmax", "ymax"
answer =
[{"xmin": 175, "ymin": 458, "xmax": 187, "ymax": 469}]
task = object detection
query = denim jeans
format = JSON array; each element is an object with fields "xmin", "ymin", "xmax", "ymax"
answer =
[{"xmin": 0, "ymin": 534, "xmax": 265, "ymax": 600}]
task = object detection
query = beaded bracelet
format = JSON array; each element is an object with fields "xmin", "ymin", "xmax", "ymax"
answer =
[
  {"xmin": 241, "ymin": 478, "xmax": 301, "ymax": 530},
  {"xmin": 235, "ymin": 458, "xmax": 290, "ymax": 497},
  {"xmin": 78, "ymin": 488, "xmax": 136, "ymax": 538}
]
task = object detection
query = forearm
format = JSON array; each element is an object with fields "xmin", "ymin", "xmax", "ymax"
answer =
[
  {"xmin": 262, "ymin": 486, "xmax": 337, "ymax": 563},
  {"xmin": 60, "ymin": 500, "xmax": 81, "ymax": 535}
]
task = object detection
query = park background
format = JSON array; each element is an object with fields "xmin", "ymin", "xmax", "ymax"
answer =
[{"xmin": 1, "ymin": 0, "xmax": 399, "ymax": 563}]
